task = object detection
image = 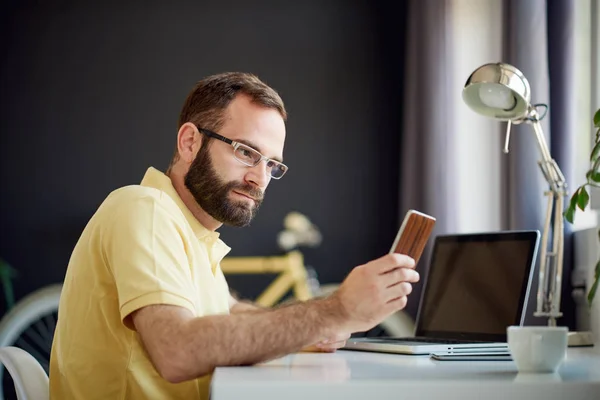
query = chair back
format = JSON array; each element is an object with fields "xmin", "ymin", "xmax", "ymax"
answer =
[{"xmin": 0, "ymin": 346, "xmax": 49, "ymax": 400}]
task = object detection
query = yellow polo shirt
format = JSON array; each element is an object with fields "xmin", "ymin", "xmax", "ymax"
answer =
[{"xmin": 49, "ymin": 167, "xmax": 232, "ymax": 400}]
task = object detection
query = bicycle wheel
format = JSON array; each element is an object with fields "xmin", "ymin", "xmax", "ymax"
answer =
[{"xmin": 0, "ymin": 284, "xmax": 62, "ymax": 400}]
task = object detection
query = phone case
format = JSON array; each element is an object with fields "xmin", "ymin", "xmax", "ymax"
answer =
[{"xmin": 389, "ymin": 210, "xmax": 436, "ymax": 266}]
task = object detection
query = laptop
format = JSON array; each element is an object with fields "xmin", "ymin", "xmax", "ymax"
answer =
[{"xmin": 343, "ymin": 230, "xmax": 540, "ymax": 355}]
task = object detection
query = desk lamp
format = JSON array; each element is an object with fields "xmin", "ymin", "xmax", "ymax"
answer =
[{"xmin": 462, "ymin": 62, "xmax": 567, "ymax": 327}]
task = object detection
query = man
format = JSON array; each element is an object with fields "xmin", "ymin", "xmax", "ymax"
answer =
[{"xmin": 49, "ymin": 72, "xmax": 419, "ymax": 399}]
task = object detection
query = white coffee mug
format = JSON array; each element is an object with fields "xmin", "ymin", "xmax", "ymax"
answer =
[{"xmin": 507, "ymin": 326, "xmax": 568, "ymax": 373}]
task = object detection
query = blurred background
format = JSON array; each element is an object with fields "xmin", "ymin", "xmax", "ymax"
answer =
[{"xmin": 0, "ymin": 0, "xmax": 598, "ymax": 335}]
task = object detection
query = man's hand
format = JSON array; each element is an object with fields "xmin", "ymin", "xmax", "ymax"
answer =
[
  {"xmin": 332, "ymin": 253, "xmax": 419, "ymax": 333},
  {"xmin": 302, "ymin": 332, "xmax": 351, "ymax": 353}
]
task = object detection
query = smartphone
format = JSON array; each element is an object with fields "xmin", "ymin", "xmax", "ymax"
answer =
[
  {"xmin": 389, "ymin": 209, "xmax": 436, "ymax": 266},
  {"xmin": 431, "ymin": 352, "xmax": 513, "ymax": 361}
]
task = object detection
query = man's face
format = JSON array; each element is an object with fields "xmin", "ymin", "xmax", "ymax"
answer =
[
  {"xmin": 184, "ymin": 143, "xmax": 263, "ymax": 227},
  {"xmin": 184, "ymin": 95, "xmax": 286, "ymax": 227}
]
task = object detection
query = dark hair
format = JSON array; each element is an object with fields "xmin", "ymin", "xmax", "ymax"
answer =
[
  {"xmin": 178, "ymin": 72, "xmax": 287, "ymax": 131},
  {"xmin": 169, "ymin": 72, "xmax": 287, "ymax": 168}
]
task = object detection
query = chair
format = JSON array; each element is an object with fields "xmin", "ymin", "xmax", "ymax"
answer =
[{"xmin": 0, "ymin": 346, "xmax": 49, "ymax": 400}]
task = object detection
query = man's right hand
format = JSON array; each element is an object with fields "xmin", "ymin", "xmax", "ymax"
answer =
[{"xmin": 332, "ymin": 253, "xmax": 419, "ymax": 333}]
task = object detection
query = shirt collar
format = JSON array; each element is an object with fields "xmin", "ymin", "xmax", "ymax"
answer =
[{"xmin": 140, "ymin": 167, "xmax": 224, "ymax": 245}]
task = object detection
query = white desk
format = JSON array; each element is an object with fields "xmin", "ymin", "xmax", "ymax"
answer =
[{"xmin": 212, "ymin": 348, "xmax": 600, "ymax": 400}]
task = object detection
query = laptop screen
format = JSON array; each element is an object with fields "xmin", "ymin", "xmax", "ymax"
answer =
[{"xmin": 415, "ymin": 231, "xmax": 539, "ymax": 342}]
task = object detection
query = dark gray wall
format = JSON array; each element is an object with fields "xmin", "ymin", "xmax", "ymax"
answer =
[{"xmin": 0, "ymin": 1, "xmax": 407, "ymax": 313}]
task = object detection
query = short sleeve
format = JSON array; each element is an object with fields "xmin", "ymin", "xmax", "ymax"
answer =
[{"xmin": 102, "ymin": 192, "xmax": 197, "ymax": 330}]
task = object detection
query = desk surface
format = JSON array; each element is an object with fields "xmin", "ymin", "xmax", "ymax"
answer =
[{"xmin": 212, "ymin": 347, "xmax": 600, "ymax": 400}]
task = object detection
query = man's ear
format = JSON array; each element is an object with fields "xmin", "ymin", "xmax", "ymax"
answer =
[{"xmin": 176, "ymin": 122, "xmax": 202, "ymax": 164}]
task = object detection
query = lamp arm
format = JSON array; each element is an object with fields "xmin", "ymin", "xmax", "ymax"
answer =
[
  {"xmin": 527, "ymin": 113, "xmax": 567, "ymax": 326},
  {"xmin": 530, "ymin": 118, "xmax": 567, "ymax": 192}
]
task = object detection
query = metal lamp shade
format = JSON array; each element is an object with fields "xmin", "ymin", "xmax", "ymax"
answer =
[{"xmin": 462, "ymin": 62, "xmax": 531, "ymax": 121}]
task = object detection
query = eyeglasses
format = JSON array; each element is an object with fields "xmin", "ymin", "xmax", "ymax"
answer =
[{"xmin": 197, "ymin": 127, "xmax": 289, "ymax": 179}]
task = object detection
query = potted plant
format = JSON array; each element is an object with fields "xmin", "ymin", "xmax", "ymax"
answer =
[
  {"xmin": 564, "ymin": 108, "xmax": 600, "ymax": 307},
  {"xmin": 0, "ymin": 258, "xmax": 16, "ymax": 313}
]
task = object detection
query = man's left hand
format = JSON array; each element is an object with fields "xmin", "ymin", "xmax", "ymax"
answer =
[{"xmin": 302, "ymin": 332, "xmax": 351, "ymax": 353}]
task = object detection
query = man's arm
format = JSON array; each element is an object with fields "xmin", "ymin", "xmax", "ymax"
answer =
[
  {"xmin": 132, "ymin": 295, "xmax": 342, "ymax": 383},
  {"xmin": 229, "ymin": 293, "xmax": 265, "ymax": 314},
  {"xmin": 131, "ymin": 253, "xmax": 419, "ymax": 383},
  {"xmin": 228, "ymin": 291, "xmax": 350, "ymax": 352},
  {"xmin": 228, "ymin": 292, "xmax": 349, "ymax": 352}
]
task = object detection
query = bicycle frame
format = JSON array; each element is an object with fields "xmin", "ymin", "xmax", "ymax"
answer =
[{"xmin": 220, "ymin": 250, "xmax": 313, "ymax": 307}]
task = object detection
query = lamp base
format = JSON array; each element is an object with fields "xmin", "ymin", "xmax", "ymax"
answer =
[{"xmin": 568, "ymin": 331, "xmax": 595, "ymax": 347}]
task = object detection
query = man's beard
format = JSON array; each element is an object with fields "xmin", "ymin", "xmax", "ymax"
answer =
[{"xmin": 184, "ymin": 144, "xmax": 264, "ymax": 227}]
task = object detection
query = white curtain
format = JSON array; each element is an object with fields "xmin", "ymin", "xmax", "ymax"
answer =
[
  {"xmin": 400, "ymin": 0, "xmax": 579, "ymax": 326},
  {"xmin": 400, "ymin": 0, "xmax": 458, "ymax": 318}
]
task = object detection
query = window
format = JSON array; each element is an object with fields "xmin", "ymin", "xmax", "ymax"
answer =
[{"xmin": 572, "ymin": 0, "xmax": 600, "ymax": 225}]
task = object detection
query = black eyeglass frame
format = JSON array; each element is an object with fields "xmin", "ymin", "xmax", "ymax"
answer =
[{"xmin": 197, "ymin": 127, "xmax": 289, "ymax": 179}]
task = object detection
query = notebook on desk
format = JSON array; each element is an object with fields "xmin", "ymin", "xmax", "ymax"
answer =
[{"xmin": 343, "ymin": 230, "xmax": 540, "ymax": 355}]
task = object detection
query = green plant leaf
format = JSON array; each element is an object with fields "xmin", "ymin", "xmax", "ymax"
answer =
[
  {"xmin": 588, "ymin": 259, "xmax": 600, "ymax": 307},
  {"xmin": 564, "ymin": 190, "xmax": 580, "ymax": 223},
  {"xmin": 589, "ymin": 279, "xmax": 599, "ymax": 308},
  {"xmin": 593, "ymin": 157, "xmax": 600, "ymax": 173},
  {"xmin": 592, "ymin": 142, "xmax": 600, "ymax": 162},
  {"xmin": 564, "ymin": 205, "xmax": 576, "ymax": 224},
  {"xmin": 0, "ymin": 259, "xmax": 16, "ymax": 309},
  {"xmin": 571, "ymin": 188, "xmax": 581, "ymax": 206},
  {"xmin": 594, "ymin": 108, "xmax": 600, "ymax": 128},
  {"xmin": 591, "ymin": 172, "xmax": 600, "ymax": 183},
  {"xmin": 577, "ymin": 187, "xmax": 590, "ymax": 211}
]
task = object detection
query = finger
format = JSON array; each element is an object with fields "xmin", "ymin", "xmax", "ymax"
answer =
[
  {"xmin": 321, "ymin": 338, "xmax": 348, "ymax": 346},
  {"xmin": 330, "ymin": 332, "xmax": 351, "ymax": 342},
  {"xmin": 330, "ymin": 340, "xmax": 347, "ymax": 349},
  {"xmin": 371, "ymin": 253, "xmax": 415, "ymax": 274},
  {"xmin": 383, "ymin": 268, "xmax": 420, "ymax": 286},
  {"xmin": 316, "ymin": 346, "xmax": 338, "ymax": 353},
  {"xmin": 302, "ymin": 344, "xmax": 321, "ymax": 352},
  {"xmin": 317, "ymin": 341, "xmax": 345, "ymax": 349},
  {"xmin": 319, "ymin": 331, "xmax": 350, "ymax": 343},
  {"xmin": 317, "ymin": 340, "xmax": 347, "ymax": 350},
  {"xmin": 316, "ymin": 333, "xmax": 350, "ymax": 350},
  {"xmin": 386, "ymin": 282, "xmax": 412, "ymax": 302},
  {"xmin": 385, "ymin": 295, "xmax": 408, "ymax": 311}
]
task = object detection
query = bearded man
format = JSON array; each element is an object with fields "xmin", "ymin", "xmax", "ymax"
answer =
[{"xmin": 49, "ymin": 72, "xmax": 419, "ymax": 400}]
